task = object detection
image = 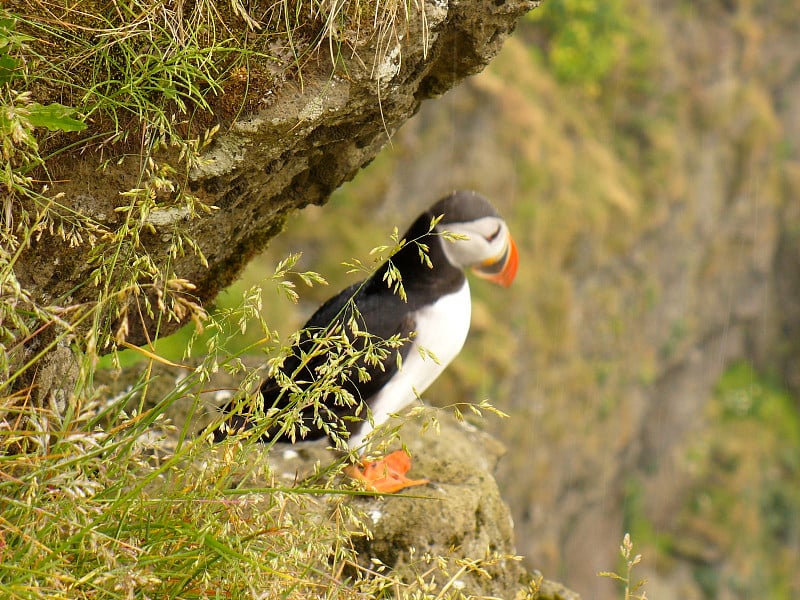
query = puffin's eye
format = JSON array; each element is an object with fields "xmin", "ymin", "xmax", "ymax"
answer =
[{"xmin": 485, "ymin": 224, "xmax": 502, "ymax": 243}]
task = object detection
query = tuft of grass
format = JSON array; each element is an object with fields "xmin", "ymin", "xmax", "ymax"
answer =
[
  {"xmin": 1, "ymin": 8, "xmax": 224, "ymax": 384},
  {"xmin": 598, "ymin": 533, "xmax": 649, "ymax": 600},
  {"xmin": 0, "ymin": 355, "xmax": 371, "ymax": 598}
]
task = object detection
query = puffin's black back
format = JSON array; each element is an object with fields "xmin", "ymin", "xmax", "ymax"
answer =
[{"xmin": 214, "ymin": 191, "xmax": 495, "ymax": 444}]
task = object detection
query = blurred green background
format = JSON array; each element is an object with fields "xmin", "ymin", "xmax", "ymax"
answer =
[{"xmin": 109, "ymin": 1, "xmax": 800, "ymax": 598}]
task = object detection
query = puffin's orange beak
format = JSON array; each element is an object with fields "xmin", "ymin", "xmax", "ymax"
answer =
[{"xmin": 472, "ymin": 233, "xmax": 518, "ymax": 288}]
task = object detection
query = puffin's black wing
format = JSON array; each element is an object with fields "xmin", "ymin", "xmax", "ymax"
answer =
[{"xmin": 215, "ymin": 277, "xmax": 416, "ymax": 443}]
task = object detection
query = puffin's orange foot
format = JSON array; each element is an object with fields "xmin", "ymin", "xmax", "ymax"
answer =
[{"xmin": 346, "ymin": 449, "xmax": 429, "ymax": 493}]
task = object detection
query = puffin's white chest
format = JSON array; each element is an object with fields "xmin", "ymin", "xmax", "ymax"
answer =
[{"xmin": 349, "ymin": 280, "xmax": 472, "ymax": 449}]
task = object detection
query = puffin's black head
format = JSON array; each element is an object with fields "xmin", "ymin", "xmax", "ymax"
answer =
[{"xmin": 429, "ymin": 191, "xmax": 518, "ymax": 287}]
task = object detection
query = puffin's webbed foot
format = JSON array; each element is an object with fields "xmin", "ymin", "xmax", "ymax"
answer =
[{"xmin": 346, "ymin": 449, "xmax": 429, "ymax": 493}]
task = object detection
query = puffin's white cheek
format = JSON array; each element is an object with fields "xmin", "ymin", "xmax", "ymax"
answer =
[{"xmin": 444, "ymin": 239, "xmax": 484, "ymax": 267}]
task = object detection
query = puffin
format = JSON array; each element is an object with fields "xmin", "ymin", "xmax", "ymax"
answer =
[{"xmin": 214, "ymin": 190, "xmax": 518, "ymax": 492}]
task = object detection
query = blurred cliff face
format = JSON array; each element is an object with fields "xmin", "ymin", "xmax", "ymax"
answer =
[{"xmin": 251, "ymin": 1, "xmax": 800, "ymax": 597}]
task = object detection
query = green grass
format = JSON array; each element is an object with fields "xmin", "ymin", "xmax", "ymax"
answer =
[
  {"xmin": 0, "ymin": 351, "xmax": 371, "ymax": 598},
  {"xmin": 1, "ymin": 251, "xmax": 370, "ymax": 597},
  {"xmin": 0, "ymin": 274, "xmax": 397, "ymax": 598}
]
